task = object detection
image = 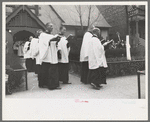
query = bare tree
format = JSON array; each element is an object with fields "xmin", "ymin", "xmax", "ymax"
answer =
[
  {"xmin": 43, "ymin": 6, "xmax": 60, "ymax": 33},
  {"xmin": 87, "ymin": 5, "xmax": 92, "ymax": 28},
  {"xmin": 74, "ymin": 5, "xmax": 102, "ymax": 31},
  {"xmin": 75, "ymin": 5, "xmax": 83, "ymax": 30}
]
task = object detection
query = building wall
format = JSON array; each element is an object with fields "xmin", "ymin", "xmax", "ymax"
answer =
[
  {"xmin": 100, "ymin": 28, "xmax": 109, "ymax": 40},
  {"xmin": 38, "ymin": 5, "xmax": 63, "ymax": 35},
  {"xmin": 97, "ymin": 5, "xmax": 127, "ymax": 41},
  {"xmin": 6, "ymin": 31, "xmax": 21, "ymax": 67},
  {"xmin": 64, "ymin": 26, "xmax": 76, "ymax": 37},
  {"xmin": 7, "ymin": 27, "xmax": 37, "ymax": 37}
]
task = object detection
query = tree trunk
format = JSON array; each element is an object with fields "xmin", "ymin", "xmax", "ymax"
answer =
[
  {"xmin": 87, "ymin": 5, "xmax": 92, "ymax": 29},
  {"xmin": 78, "ymin": 6, "xmax": 83, "ymax": 31}
]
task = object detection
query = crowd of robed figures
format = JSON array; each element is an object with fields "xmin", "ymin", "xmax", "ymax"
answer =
[{"xmin": 23, "ymin": 23, "xmax": 113, "ymax": 90}]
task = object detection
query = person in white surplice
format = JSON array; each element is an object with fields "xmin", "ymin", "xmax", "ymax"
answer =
[
  {"xmin": 39, "ymin": 23, "xmax": 61, "ymax": 90},
  {"xmin": 30, "ymin": 34, "xmax": 39, "ymax": 74},
  {"xmin": 29, "ymin": 29, "xmax": 43, "ymax": 87},
  {"xmin": 35, "ymin": 29, "xmax": 43, "ymax": 87},
  {"xmin": 87, "ymin": 28, "xmax": 108, "ymax": 90},
  {"xmin": 80, "ymin": 25, "xmax": 95, "ymax": 84},
  {"xmin": 57, "ymin": 26, "xmax": 71, "ymax": 84},
  {"xmin": 23, "ymin": 36, "xmax": 33, "ymax": 72}
]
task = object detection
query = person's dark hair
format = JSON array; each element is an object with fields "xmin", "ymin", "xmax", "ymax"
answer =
[
  {"xmin": 45, "ymin": 23, "xmax": 53, "ymax": 33},
  {"xmin": 60, "ymin": 26, "xmax": 66, "ymax": 31},
  {"xmin": 93, "ymin": 28, "xmax": 100, "ymax": 35},
  {"xmin": 46, "ymin": 22, "xmax": 53, "ymax": 27}
]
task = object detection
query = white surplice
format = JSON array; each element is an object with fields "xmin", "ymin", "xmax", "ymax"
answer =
[
  {"xmin": 30, "ymin": 38, "xmax": 39, "ymax": 59},
  {"xmin": 58, "ymin": 36, "xmax": 70, "ymax": 63},
  {"xmin": 35, "ymin": 44, "xmax": 41, "ymax": 65},
  {"xmin": 80, "ymin": 31, "xmax": 93, "ymax": 62},
  {"xmin": 88, "ymin": 36, "xmax": 108, "ymax": 69},
  {"xmin": 39, "ymin": 32, "xmax": 53, "ymax": 61},
  {"xmin": 23, "ymin": 41, "xmax": 31, "ymax": 59},
  {"xmin": 29, "ymin": 38, "xmax": 42, "ymax": 65},
  {"xmin": 39, "ymin": 32, "xmax": 58, "ymax": 64}
]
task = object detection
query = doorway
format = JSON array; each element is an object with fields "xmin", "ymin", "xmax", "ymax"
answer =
[{"xmin": 13, "ymin": 30, "xmax": 35, "ymax": 56}]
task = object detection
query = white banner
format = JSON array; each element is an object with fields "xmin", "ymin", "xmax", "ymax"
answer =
[{"xmin": 126, "ymin": 35, "xmax": 131, "ymax": 60}]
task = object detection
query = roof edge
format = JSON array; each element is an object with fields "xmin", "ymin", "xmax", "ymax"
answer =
[
  {"xmin": 49, "ymin": 5, "xmax": 65, "ymax": 23},
  {"xmin": 6, "ymin": 5, "xmax": 47, "ymax": 30}
]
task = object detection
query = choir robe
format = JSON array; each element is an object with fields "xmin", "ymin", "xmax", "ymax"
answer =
[
  {"xmin": 87, "ymin": 35, "xmax": 108, "ymax": 86},
  {"xmin": 58, "ymin": 35, "xmax": 70, "ymax": 83},
  {"xmin": 30, "ymin": 38, "xmax": 39, "ymax": 74},
  {"xmin": 39, "ymin": 32, "xmax": 59, "ymax": 89},
  {"xmin": 35, "ymin": 42, "xmax": 42, "ymax": 85},
  {"xmin": 35, "ymin": 51, "xmax": 42, "ymax": 87},
  {"xmin": 30, "ymin": 37, "xmax": 42, "ymax": 85},
  {"xmin": 23, "ymin": 41, "xmax": 33, "ymax": 72},
  {"xmin": 80, "ymin": 31, "xmax": 93, "ymax": 84}
]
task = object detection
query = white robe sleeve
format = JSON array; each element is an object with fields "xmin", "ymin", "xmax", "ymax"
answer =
[
  {"xmin": 23, "ymin": 42, "xmax": 29, "ymax": 54},
  {"xmin": 80, "ymin": 32, "xmax": 93, "ymax": 62},
  {"xmin": 39, "ymin": 33, "xmax": 54, "ymax": 60},
  {"xmin": 58, "ymin": 37, "xmax": 70, "ymax": 63},
  {"xmin": 30, "ymin": 38, "xmax": 39, "ymax": 58},
  {"xmin": 93, "ymin": 40, "xmax": 104, "ymax": 66}
]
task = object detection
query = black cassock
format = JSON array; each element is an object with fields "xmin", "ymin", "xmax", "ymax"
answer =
[
  {"xmin": 87, "ymin": 67, "xmax": 107, "ymax": 86},
  {"xmin": 87, "ymin": 36, "xmax": 108, "ymax": 86},
  {"xmin": 57, "ymin": 34, "xmax": 70, "ymax": 84},
  {"xmin": 39, "ymin": 32, "xmax": 61, "ymax": 89},
  {"xmin": 25, "ymin": 58, "xmax": 34, "ymax": 72},
  {"xmin": 41, "ymin": 62, "xmax": 59, "ymax": 89},
  {"xmin": 58, "ymin": 63, "xmax": 69, "ymax": 83},
  {"xmin": 81, "ymin": 62, "xmax": 89, "ymax": 84}
]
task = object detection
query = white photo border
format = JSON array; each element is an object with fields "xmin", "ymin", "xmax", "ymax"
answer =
[{"xmin": 2, "ymin": 1, "xmax": 148, "ymax": 120}]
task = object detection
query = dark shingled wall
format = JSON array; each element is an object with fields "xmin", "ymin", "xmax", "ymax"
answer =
[{"xmin": 96, "ymin": 5, "xmax": 128, "ymax": 42}]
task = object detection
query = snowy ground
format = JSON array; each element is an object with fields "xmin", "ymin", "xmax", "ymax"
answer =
[
  {"xmin": 5, "ymin": 72, "xmax": 146, "ymax": 99},
  {"xmin": 3, "ymin": 72, "xmax": 147, "ymax": 120}
]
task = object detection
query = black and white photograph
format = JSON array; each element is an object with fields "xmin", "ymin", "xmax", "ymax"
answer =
[{"xmin": 2, "ymin": 1, "xmax": 148, "ymax": 120}]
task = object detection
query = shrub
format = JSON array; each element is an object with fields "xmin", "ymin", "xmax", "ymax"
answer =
[{"xmin": 69, "ymin": 37, "xmax": 145, "ymax": 61}]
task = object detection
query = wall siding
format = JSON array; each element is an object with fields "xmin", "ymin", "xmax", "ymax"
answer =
[
  {"xmin": 38, "ymin": 5, "xmax": 63, "ymax": 34},
  {"xmin": 97, "ymin": 5, "xmax": 127, "ymax": 41}
]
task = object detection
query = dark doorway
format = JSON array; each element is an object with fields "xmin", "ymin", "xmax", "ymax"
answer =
[
  {"xmin": 13, "ymin": 30, "xmax": 35, "ymax": 43},
  {"xmin": 13, "ymin": 30, "xmax": 35, "ymax": 56}
]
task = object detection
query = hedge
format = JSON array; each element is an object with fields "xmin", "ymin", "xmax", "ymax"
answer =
[{"xmin": 69, "ymin": 60, "xmax": 145, "ymax": 77}]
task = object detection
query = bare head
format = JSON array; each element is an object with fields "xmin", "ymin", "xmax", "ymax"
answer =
[
  {"xmin": 36, "ymin": 29, "xmax": 43, "ymax": 37},
  {"xmin": 88, "ymin": 25, "xmax": 95, "ymax": 32},
  {"xmin": 60, "ymin": 26, "xmax": 66, "ymax": 35},
  {"xmin": 29, "ymin": 36, "xmax": 33, "ymax": 41},
  {"xmin": 92, "ymin": 28, "xmax": 101, "ymax": 38},
  {"xmin": 46, "ymin": 23, "xmax": 53, "ymax": 33}
]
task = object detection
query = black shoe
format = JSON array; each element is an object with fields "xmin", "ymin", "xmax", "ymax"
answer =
[
  {"xmin": 96, "ymin": 84, "xmax": 103, "ymax": 88},
  {"xmin": 48, "ymin": 87, "xmax": 61, "ymax": 90},
  {"xmin": 90, "ymin": 83, "xmax": 100, "ymax": 90},
  {"xmin": 55, "ymin": 87, "xmax": 61, "ymax": 90}
]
